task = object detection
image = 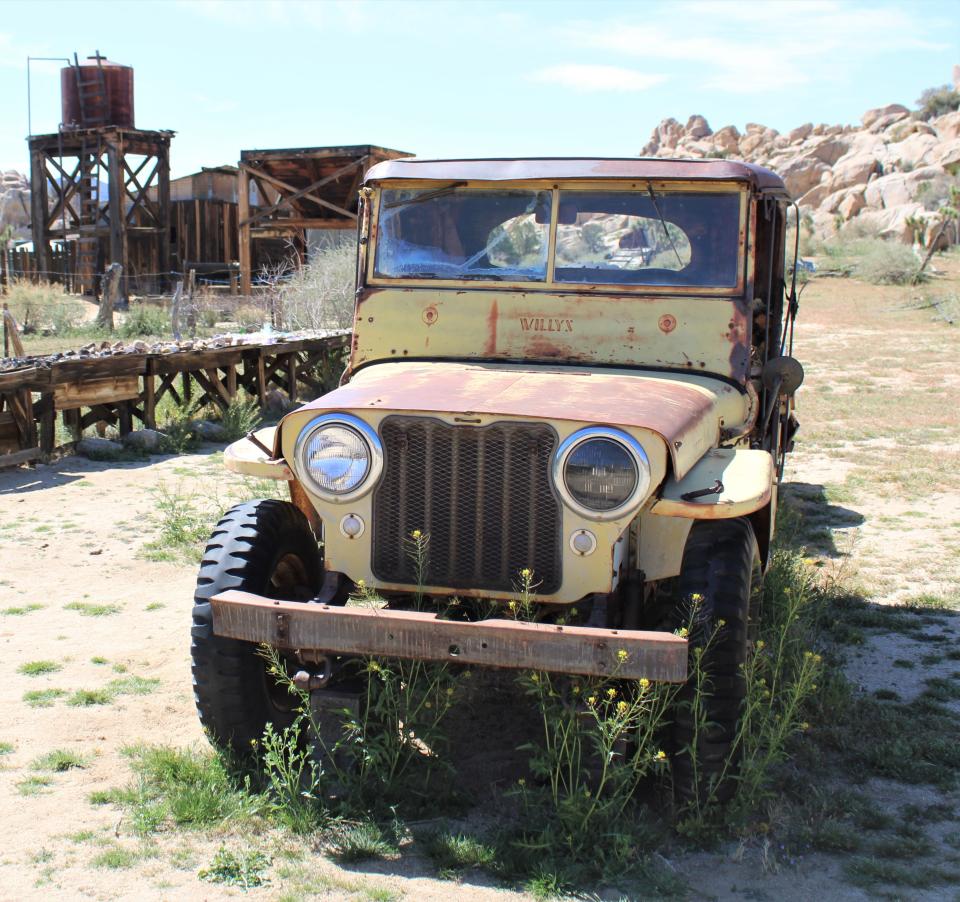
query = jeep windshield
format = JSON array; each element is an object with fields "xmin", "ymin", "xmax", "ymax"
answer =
[
  {"xmin": 375, "ymin": 188, "xmax": 551, "ymax": 281},
  {"xmin": 373, "ymin": 185, "xmax": 743, "ymax": 289}
]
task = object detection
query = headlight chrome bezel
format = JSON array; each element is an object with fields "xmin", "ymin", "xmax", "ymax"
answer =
[
  {"xmin": 294, "ymin": 413, "xmax": 383, "ymax": 503},
  {"xmin": 553, "ymin": 427, "xmax": 651, "ymax": 521}
]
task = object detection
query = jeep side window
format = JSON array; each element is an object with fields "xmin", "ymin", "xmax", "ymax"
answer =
[
  {"xmin": 375, "ymin": 189, "xmax": 550, "ymax": 281},
  {"xmin": 553, "ymin": 191, "xmax": 742, "ymax": 288}
]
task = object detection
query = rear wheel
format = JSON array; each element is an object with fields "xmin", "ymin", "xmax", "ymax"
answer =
[
  {"xmin": 651, "ymin": 517, "xmax": 760, "ymax": 804},
  {"xmin": 191, "ymin": 499, "xmax": 322, "ymax": 754}
]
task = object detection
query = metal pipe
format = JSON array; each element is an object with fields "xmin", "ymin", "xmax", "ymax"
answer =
[{"xmin": 26, "ymin": 56, "xmax": 72, "ymax": 137}]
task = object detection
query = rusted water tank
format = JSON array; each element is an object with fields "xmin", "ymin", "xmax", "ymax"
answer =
[{"xmin": 61, "ymin": 56, "xmax": 135, "ymax": 128}]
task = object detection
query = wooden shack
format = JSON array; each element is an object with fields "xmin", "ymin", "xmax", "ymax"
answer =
[{"xmin": 237, "ymin": 144, "xmax": 411, "ymax": 294}]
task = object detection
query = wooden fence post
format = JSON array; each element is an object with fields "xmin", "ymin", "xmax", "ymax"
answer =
[
  {"xmin": 170, "ymin": 280, "xmax": 184, "ymax": 340},
  {"xmin": 97, "ymin": 263, "xmax": 123, "ymax": 332}
]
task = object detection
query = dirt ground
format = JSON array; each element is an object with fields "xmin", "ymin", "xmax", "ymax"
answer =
[{"xmin": 1, "ymin": 256, "xmax": 959, "ymax": 900}]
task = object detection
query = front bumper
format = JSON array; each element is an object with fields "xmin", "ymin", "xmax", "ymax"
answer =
[{"xmin": 211, "ymin": 590, "xmax": 688, "ymax": 681}]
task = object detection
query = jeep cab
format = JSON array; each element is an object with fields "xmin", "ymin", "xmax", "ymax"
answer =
[{"xmin": 191, "ymin": 158, "xmax": 800, "ymax": 791}]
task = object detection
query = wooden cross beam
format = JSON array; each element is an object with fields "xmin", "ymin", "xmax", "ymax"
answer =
[
  {"xmin": 123, "ymin": 156, "xmax": 162, "ymax": 225},
  {"xmin": 238, "ymin": 159, "xmax": 364, "ymax": 226}
]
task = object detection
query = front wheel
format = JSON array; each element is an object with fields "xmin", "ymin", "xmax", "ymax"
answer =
[
  {"xmin": 651, "ymin": 517, "xmax": 760, "ymax": 804},
  {"xmin": 191, "ymin": 499, "xmax": 322, "ymax": 754}
]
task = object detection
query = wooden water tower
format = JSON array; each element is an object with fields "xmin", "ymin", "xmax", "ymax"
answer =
[{"xmin": 28, "ymin": 52, "xmax": 173, "ymax": 298}]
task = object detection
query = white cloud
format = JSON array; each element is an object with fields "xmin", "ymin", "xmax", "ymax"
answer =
[
  {"xmin": 557, "ymin": 1, "xmax": 951, "ymax": 95},
  {"xmin": 531, "ymin": 65, "xmax": 667, "ymax": 93}
]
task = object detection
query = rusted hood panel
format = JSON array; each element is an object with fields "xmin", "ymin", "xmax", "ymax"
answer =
[{"xmin": 294, "ymin": 362, "xmax": 749, "ymax": 480}]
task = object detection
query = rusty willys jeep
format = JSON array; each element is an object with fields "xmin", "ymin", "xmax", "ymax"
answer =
[{"xmin": 191, "ymin": 158, "xmax": 802, "ymax": 797}]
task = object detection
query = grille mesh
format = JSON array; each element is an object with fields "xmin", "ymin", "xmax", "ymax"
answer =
[{"xmin": 372, "ymin": 417, "xmax": 562, "ymax": 594}]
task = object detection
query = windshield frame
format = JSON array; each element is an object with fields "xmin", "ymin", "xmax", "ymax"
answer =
[{"xmin": 367, "ymin": 179, "xmax": 750, "ymax": 297}]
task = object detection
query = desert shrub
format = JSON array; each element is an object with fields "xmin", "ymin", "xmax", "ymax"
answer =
[
  {"xmin": 233, "ymin": 303, "xmax": 267, "ymax": 333},
  {"xmin": 215, "ymin": 395, "xmax": 261, "ymax": 441},
  {"xmin": 916, "ymin": 84, "xmax": 960, "ymax": 120},
  {"xmin": 855, "ymin": 240, "xmax": 925, "ymax": 285},
  {"xmin": 5, "ymin": 280, "xmax": 85, "ymax": 334},
  {"xmin": 119, "ymin": 303, "xmax": 169, "ymax": 338},
  {"xmin": 815, "ymin": 236, "xmax": 925, "ymax": 284},
  {"xmin": 278, "ymin": 241, "xmax": 356, "ymax": 331}
]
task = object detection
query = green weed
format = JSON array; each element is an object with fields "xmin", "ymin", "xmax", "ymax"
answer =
[
  {"xmin": 31, "ymin": 749, "xmax": 89, "ymax": 772},
  {"xmin": 67, "ymin": 689, "xmax": 114, "ymax": 706},
  {"xmin": 2, "ymin": 603, "xmax": 44, "ymax": 616},
  {"xmin": 93, "ymin": 845, "xmax": 141, "ymax": 870},
  {"xmin": 64, "ymin": 601, "xmax": 121, "ymax": 617},
  {"xmin": 23, "ymin": 689, "xmax": 67, "ymax": 708},
  {"xmin": 327, "ymin": 821, "xmax": 396, "ymax": 862},
  {"xmin": 17, "ymin": 775, "xmax": 53, "ymax": 796},
  {"xmin": 17, "ymin": 660, "xmax": 62, "ymax": 677},
  {"xmin": 420, "ymin": 829, "xmax": 497, "ymax": 876},
  {"xmin": 199, "ymin": 846, "xmax": 271, "ymax": 889}
]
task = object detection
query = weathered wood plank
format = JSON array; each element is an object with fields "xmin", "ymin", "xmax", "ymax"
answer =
[
  {"xmin": 211, "ymin": 591, "xmax": 689, "ymax": 682},
  {"xmin": 54, "ymin": 375, "xmax": 140, "ymax": 410},
  {"xmin": 0, "ymin": 446, "xmax": 41, "ymax": 469}
]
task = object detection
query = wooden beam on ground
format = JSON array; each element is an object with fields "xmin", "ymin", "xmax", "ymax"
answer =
[{"xmin": 0, "ymin": 447, "xmax": 42, "ymax": 469}]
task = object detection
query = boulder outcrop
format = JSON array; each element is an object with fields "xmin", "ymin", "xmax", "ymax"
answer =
[{"xmin": 640, "ymin": 90, "xmax": 960, "ymax": 244}]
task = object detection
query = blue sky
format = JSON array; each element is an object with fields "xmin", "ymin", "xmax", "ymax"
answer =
[{"xmin": 2, "ymin": 0, "xmax": 957, "ymax": 179}]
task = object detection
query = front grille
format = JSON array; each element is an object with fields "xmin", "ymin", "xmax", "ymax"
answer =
[{"xmin": 372, "ymin": 417, "xmax": 562, "ymax": 594}]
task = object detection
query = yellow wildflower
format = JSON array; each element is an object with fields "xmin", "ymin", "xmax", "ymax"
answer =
[
  {"xmin": 616, "ymin": 648, "xmax": 629, "ymax": 664},
  {"xmin": 356, "ymin": 578, "xmax": 366, "ymax": 589},
  {"xmin": 587, "ymin": 695, "xmax": 597, "ymax": 706},
  {"xmin": 572, "ymin": 683, "xmax": 581, "ymax": 695},
  {"xmin": 411, "ymin": 529, "xmax": 422, "ymax": 539},
  {"xmin": 520, "ymin": 567, "xmax": 532, "ymax": 579},
  {"xmin": 654, "ymin": 750, "xmax": 667, "ymax": 761},
  {"xmin": 639, "ymin": 678, "xmax": 651, "ymax": 692},
  {"xmin": 676, "ymin": 627, "xmax": 689, "ymax": 639},
  {"xmin": 606, "ymin": 687, "xmax": 617, "ymax": 700},
  {"xmin": 616, "ymin": 700, "xmax": 629, "ymax": 716},
  {"xmin": 530, "ymin": 672, "xmax": 540, "ymax": 683}
]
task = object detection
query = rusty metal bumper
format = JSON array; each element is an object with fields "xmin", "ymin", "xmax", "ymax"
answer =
[{"xmin": 211, "ymin": 590, "xmax": 688, "ymax": 682}]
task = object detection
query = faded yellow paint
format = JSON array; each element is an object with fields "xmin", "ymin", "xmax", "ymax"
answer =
[
  {"xmin": 650, "ymin": 447, "xmax": 774, "ymax": 518},
  {"xmin": 354, "ymin": 179, "xmax": 752, "ymax": 382}
]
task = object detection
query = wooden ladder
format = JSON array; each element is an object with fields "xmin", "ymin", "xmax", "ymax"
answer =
[{"xmin": 73, "ymin": 51, "xmax": 108, "ymax": 126}]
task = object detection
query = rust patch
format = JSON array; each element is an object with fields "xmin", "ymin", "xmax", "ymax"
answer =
[
  {"xmin": 484, "ymin": 299, "xmax": 498, "ymax": 355},
  {"xmin": 422, "ymin": 305, "xmax": 438, "ymax": 326},
  {"xmin": 658, "ymin": 314, "xmax": 677, "ymax": 334},
  {"xmin": 299, "ymin": 361, "xmax": 734, "ymax": 479}
]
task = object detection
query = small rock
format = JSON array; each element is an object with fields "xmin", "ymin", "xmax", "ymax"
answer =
[
  {"xmin": 132, "ymin": 340, "xmax": 148, "ymax": 353},
  {"xmin": 123, "ymin": 428, "xmax": 166, "ymax": 452},
  {"xmin": 190, "ymin": 420, "xmax": 229, "ymax": 442}
]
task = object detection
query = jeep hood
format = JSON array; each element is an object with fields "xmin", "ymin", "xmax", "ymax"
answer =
[{"xmin": 291, "ymin": 361, "xmax": 752, "ymax": 480}]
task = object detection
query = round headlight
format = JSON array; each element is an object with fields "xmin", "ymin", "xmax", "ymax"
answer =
[
  {"xmin": 295, "ymin": 414, "xmax": 383, "ymax": 502},
  {"xmin": 554, "ymin": 428, "xmax": 651, "ymax": 520}
]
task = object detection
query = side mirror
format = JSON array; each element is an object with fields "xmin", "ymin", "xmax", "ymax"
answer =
[{"xmin": 762, "ymin": 356, "xmax": 804, "ymax": 397}]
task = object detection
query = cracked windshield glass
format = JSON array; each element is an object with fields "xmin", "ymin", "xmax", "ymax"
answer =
[
  {"xmin": 375, "ymin": 188, "xmax": 550, "ymax": 281},
  {"xmin": 555, "ymin": 190, "xmax": 742, "ymax": 287}
]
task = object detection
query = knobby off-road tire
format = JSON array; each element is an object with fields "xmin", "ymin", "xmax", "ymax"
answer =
[
  {"xmin": 191, "ymin": 499, "xmax": 322, "ymax": 755},
  {"xmin": 654, "ymin": 517, "xmax": 760, "ymax": 804}
]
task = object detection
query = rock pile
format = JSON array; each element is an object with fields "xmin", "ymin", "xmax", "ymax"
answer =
[
  {"xmin": 0, "ymin": 328, "xmax": 348, "ymax": 375},
  {"xmin": 0, "ymin": 170, "xmax": 31, "ymax": 238},
  {"xmin": 641, "ymin": 106, "xmax": 960, "ymax": 244}
]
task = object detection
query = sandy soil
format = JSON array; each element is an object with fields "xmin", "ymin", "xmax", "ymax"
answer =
[{"xmin": 1, "ymin": 260, "xmax": 959, "ymax": 900}]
